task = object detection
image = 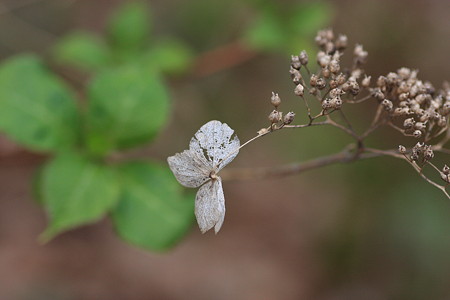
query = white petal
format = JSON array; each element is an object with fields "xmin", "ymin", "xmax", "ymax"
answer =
[
  {"xmin": 189, "ymin": 120, "xmax": 240, "ymax": 171},
  {"xmin": 195, "ymin": 177, "xmax": 225, "ymax": 234},
  {"xmin": 167, "ymin": 149, "xmax": 211, "ymax": 188}
]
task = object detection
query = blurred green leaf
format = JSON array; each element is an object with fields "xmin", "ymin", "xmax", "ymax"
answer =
[
  {"xmin": 40, "ymin": 152, "xmax": 120, "ymax": 240},
  {"xmin": 243, "ymin": 1, "xmax": 332, "ymax": 54},
  {"xmin": 112, "ymin": 161, "xmax": 194, "ymax": 251},
  {"xmin": 143, "ymin": 38, "xmax": 193, "ymax": 75},
  {"xmin": 0, "ymin": 55, "xmax": 80, "ymax": 152},
  {"xmin": 289, "ymin": 2, "xmax": 332, "ymax": 36},
  {"xmin": 243, "ymin": 11, "xmax": 287, "ymax": 51},
  {"xmin": 85, "ymin": 63, "xmax": 170, "ymax": 155},
  {"xmin": 107, "ymin": 1, "xmax": 151, "ymax": 53},
  {"xmin": 32, "ymin": 166, "xmax": 44, "ymax": 205},
  {"xmin": 53, "ymin": 31, "xmax": 111, "ymax": 71}
]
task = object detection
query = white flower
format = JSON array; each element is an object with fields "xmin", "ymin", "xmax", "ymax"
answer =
[{"xmin": 167, "ymin": 120, "xmax": 240, "ymax": 233}]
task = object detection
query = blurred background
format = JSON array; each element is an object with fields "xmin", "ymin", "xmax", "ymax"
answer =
[{"xmin": 1, "ymin": 0, "xmax": 450, "ymax": 299}]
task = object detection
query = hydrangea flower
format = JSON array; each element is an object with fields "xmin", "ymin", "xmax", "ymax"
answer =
[{"xmin": 167, "ymin": 120, "xmax": 240, "ymax": 233}]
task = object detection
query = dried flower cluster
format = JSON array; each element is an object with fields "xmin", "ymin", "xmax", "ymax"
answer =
[
  {"xmin": 266, "ymin": 29, "xmax": 450, "ymax": 197},
  {"xmin": 169, "ymin": 29, "xmax": 450, "ymax": 235}
]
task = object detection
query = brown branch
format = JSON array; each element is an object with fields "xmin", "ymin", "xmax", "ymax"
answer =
[{"xmin": 220, "ymin": 148, "xmax": 380, "ymax": 181}]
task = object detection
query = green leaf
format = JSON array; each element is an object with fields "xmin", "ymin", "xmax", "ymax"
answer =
[
  {"xmin": 53, "ymin": 31, "xmax": 111, "ymax": 71},
  {"xmin": 143, "ymin": 39, "xmax": 193, "ymax": 75},
  {"xmin": 243, "ymin": 10, "xmax": 287, "ymax": 51},
  {"xmin": 40, "ymin": 152, "xmax": 120, "ymax": 240},
  {"xmin": 289, "ymin": 2, "xmax": 333, "ymax": 36},
  {"xmin": 112, "ymin": 161, "xmax": 194, "ymax": 251},
  {"xmin": 32, "ymin": 165, "xmax": 45, "ymax": 205},
  {"xmin": 85, "ymin": 63, "xmax": 170, "ymax": 155},
  {"xmin": 107, "ymin": 1, "xmax": 151, "ymax": 52},
  {"xmin": 0, "ymin": 55, "xmax": 80, "ymax": 152}
]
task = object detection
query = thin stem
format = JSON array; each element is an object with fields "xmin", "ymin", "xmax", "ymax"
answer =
[
  {"xmin": 326, "ymin": 115, "xmax": 361, "ymax": 141},
  {"xmin": 360, "ymin": 105, "xmax": 385, "ymax": 139},
  {"xmin": 346, "ymin": 94, "xmax": 372, "ymax": 104},
  {"xmin": 365, "ymin": 148, "xmax": 450, "ymax": 199},
  {"xmin": 220, "ymin": 147, "xmax": 381, "ymax": 181}
]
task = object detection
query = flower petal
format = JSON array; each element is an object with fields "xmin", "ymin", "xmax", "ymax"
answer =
[
  {"xmin": 189, "ymin": 120, "xmax": 240, "ymax": 171},
  {"xmin": 167, "ymin": 149, "xmax": 211, "ymax": 188},
  {"xmin": 195, "ymin": 177, "xmax": 225, "ymax": 233}
]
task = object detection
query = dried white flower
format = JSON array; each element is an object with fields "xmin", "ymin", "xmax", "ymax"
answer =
[{"xmin": 167, "ymin": 120, "xmax": 240, "ymax": 234}]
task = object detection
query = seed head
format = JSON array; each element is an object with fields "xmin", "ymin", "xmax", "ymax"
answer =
[
  {"xmin": 291, "ymin": 55, "xmax": 301, "ymax": 70},
  {"xmin": 413, "ymin": 130, "xmax": 422, "ymax": 138},
  {"xmin": 335, "ymin": 34, "xmax": 348, "ymax": 50},
  {"xmin": 299, "ymin": 50, "xmax": 308, "ymax": 65},
  {"xmin": 283, "ymin": 112, "xmax": 295, "ymax": 125},
  {"xmin": 294, "ymin": 84, "xmax": 304, "ymax": 97},
  {"xmin": 271, "ymin": 92, "xmax": 281, "ymax": 108},
  {"xmin": 362, "ymin": 76, "xmax": 371, "ymax": 88},
  {"xmin": 403, "ymin": 118, "xmax": 415, "ymax": 128},
  {"xmin": 268, "ymin": 110, "xmax": 282, "ymax": 124},
  {"xmin": 443, "ymin": 164, "xmax": 450, "ymax": 175}
]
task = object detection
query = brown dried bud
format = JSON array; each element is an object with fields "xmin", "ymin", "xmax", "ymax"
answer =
[
  {"xmin": 318, "ymin": 54, "xmax": 331, "ymax": 68},
  {"xmin": 441, "ymin": 173, "xmax": 450, "ymax": 183},
  {"xmin": 335, "ymin": 34, "xmax": 348, "ymax": 50},
  {"xmin": 354, "ymin": 44, "xmax": 368, "ymax": 64},
  {"xmin": 316, "ymin": 78, "xmax": 327, "ymax": 90},
  {"xmin": 283, "ymin": 112, "xmax": 295, "ymax": 125},
  {"xmin": 424, "ymin": 148, "xmax": 434, "ymax": 160},
  {"xmin": 411, "ymin": 152, "xmax": 419, "ymax": 161},
  {"xmin": 330, "ymin": 79, "xmax": 338, "ymax": 89},
  {"xmin": 294, "ymin": 84, "xmax": 304, "ymax": 97},
  {"xmin": 348, "ymin": 80, "xmax": 360, "ymax": 96},
  {"xmin": 310, "ymin": 74, "xmax": 318, "ymax": 87},
  {"xmin": 330, "ymin": 88, "xmax": 344, "ymax": 98},
  {"xmin": 322, "ymin": 99, "xmax": 332, "ymax": 110},
  {"xmin": 398, "ymin": 145, "xmax": 406, "ymax": 154},
  {"xmin": 336, "ymin": 74, "xmax": 346, "ymax": 85},
  {"xmin": 271, "ymin": 92, "xmax": 281, "ymax": 108},
  {"xmin": 322, "ymin": 67, "xmax": 331, "ymax": 79},
  {"xmin": 413, "ymin": 130, "xmax": 422, "ymax": 138},
  {"xmin": 442, "ymin": 102, "xmax": 450, "ymax": 115},
  {"xmin": 398, "ymin": 67, "xmax": 411, "ymax": 79},
  {"xmin": 372, "ymin": 89, "xmax": 385, "ymax": 101},
  {"xmin": 381, "ymin": 99, "xmax": 393, "ymax": 111},
  {"xmin": 414, "ymin": 122, "xmax": 426, "ymax": 131},
  {"xmin": 299, "ymin": 50, "xmax": 308, "ymax": 65},
  {"xmin": 290, "ymin": 67, "xmax": 302, "ymax": 85},
  {"xmin": 329, "ymin": 60, "xmax": 340, "ymax": 74},
  {"xmin": 399, "ymin": 93, "xmax": 409, "ymax": 102},
  {"xmin": 291, "ymin": 55, "xmax": 301, "ymax": 70},
  {"xmin": 332, "ymin": 98, "xmax": 343, "ymax": 110},
  {"xmin": 403, "ymin": 118, "xmax": 415, "ymax": 129},
  {"xmin": 268, "ymin": 110, "xmax": 282, "ymax": 124},
  {"xmin": 377, "ymin": 76, "xmax": 387, "ymax": 87},
  {"xmin": 443, "ymin": 164, "xmax": 450, "ymax": 175},
  {"xmin": 362, "ymin": 76, "xmax": 371, "ymax": 88},
  {"xmin": 386, "ymin": 72, "xmax": 399, "ymax": 84}
]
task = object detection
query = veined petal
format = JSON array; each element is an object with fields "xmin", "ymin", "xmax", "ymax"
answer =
[
  {"xmin": 189, "ymin": 120, "xmax": 240, "ymax": 171},
  {"xmin": 167, "ymin": 149, "xmax": 211, "ymax": 188},
  {"xmin": 195, "ymin": 177, "xmax": 225, "ymax": 234}
]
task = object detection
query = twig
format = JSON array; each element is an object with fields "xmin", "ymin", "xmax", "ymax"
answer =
[
  {"xmin": 365, "ymin": 148, "xmax": 450, "ymax": 199},
  {"xmin": 220, "ymin": 148, "xmax": 381, "ymax": 181}
]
